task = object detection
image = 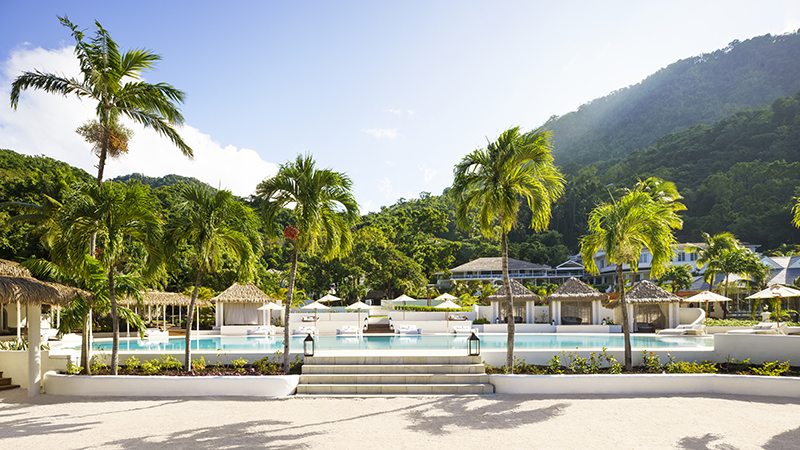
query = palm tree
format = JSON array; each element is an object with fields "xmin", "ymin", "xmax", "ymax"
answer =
[
  {"xmin": 58, "ymin": 181, "xmax": 162, "ymax": 374},
  {"xmin": 793, "ymin": 198, "xmax": 800, "ymax": 229},
  {"xmin": 451, "ymin": 127, "xmax": 565, "ymax": 372},
  {"xmin": 10, "ymin": 15, "xmax": 192, "ymax": 185},
  {"xmin": 164, "ymin": 184, "xmax": 262, "ymax": 371},
  {"xmin": 686, "ymin": 232, "xmax": 740, "ymax": 290},
  {"xmin": 257, "ymin": 154, "xmax": 360, "ymax": 373},
  {"xmin": 580, "ymin": 179, "xmax": 684, "ymax": 370},
  {"xmin": 657, "ymin": 264, "xmax": 693, "ymax": 294}
]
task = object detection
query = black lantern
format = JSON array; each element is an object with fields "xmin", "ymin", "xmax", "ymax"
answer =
[
  {"xmin": 468, "ymin": 332, "xmax": 480, "ymax": 356},
  {"xmin": 303, "ymin": 333, "xmax": 315, "ymax": 357}
]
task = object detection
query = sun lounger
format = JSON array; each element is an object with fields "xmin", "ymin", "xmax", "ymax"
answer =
[
  {"xmin": 337, "ymin": 325, "xmax": 360, "ymax": 335},
  {"xmin": 301, "ymin": 316, "xmax": 318, "ymax": 322},
  {"xmin": 293, "ymin": 326, "xmax": 318, "ymax": 335},
  {"xmin": 448, "ymin": 315, "xmax": 468, "ymax": 321},
  {"xmin": 396, "ymin": 325, "xmax": 422, "ymax": 335},
  {"xmin": 726, "ymin": 322, "xmax": 789, "ymax": 335},
  {"xmin": 248, "ymin": 326, "xmax": 276, "ymax": 336},
  {"xmin": 657, "ymin": 323, "xmax": 706, "ymax": 336},
  {"xmin": 144, "ymin": 328, "xmax": 169, "ymax": 339},
  {"xmin": 452, "ymin": 325, "xmax": 476, "ymax": 334}
]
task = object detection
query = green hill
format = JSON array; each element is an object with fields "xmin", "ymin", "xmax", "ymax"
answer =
[{"xmin": 545, "ymin": 31, "xmax": 800, "ymax": 167}]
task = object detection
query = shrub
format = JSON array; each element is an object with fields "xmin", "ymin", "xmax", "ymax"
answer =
[
  {"xmin": 141, "ymin": 360, "xmax": 160, "ymax": 375},
  {"xmin": 191, "ymin": 357, "xmax": 206, "ymax": 372},
  {"xmin": 157, "ymin": 355, "xmax": 182, "ymax": 371},
  {"xmin": 65, "ymin": 363, "xmax": 82, "ymax": 375},
  {"xmin": 641, "ymin": 351, "xmax": 663, "ymax": 372},
  {"xmin": 231, "ymin": 358, "xmax": 249, "ymax": 373},
  {"xmin": 473, "ymin": 318, "xmax": 490, "ymax": 325},
  {"xmin": 752, "ymin": 360, "xmax": 791, "ymax": 376},
  {"xmin": 124, "ymin": 356, "xmax": 141, "ymax": 370}
]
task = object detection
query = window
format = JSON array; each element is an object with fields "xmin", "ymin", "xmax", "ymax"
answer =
[
  {"xmin": 690, "ymin": 253, "xmax": 697, "ymax": 261},
  {"xmin": 677, "ymin": 252, "xmax": 686, "ymax": 262},
  {"xmin": 639, "ymin": 253, "xmax": 649, "ymax": 263}
]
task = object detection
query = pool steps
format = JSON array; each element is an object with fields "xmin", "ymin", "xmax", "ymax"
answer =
[{"xmin": 296, "ymin": 355, "xmax": 494, "ymax": 396}]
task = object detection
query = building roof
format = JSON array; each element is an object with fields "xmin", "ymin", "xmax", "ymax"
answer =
[
  {"xmin": 121, "ymin": 290, "xmax": 211, "ymax": 307},
  {"xmin": 606, "ymin": 280, "xmax": 681, "ymax": 308},
  {"xmin": 449, "ymin": 257, "xmax": 549, "ymax": 273},
  {"xmin": 486, "ymin": 279, "xmax": 541, "ymax": 303},
  {"xmin": 211, "ymin": 282, "xmax": 275, "ymax": 303},
  {"xmin": 545, "ymin": 277, "xmax": 607, "ymax": 303}
]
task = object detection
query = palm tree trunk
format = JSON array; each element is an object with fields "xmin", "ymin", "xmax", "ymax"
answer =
[
  {"xmin": 619, "ymin": 264, "xmax": 632, "ymax": 371},
  {"xmin": 108, "ymin": 269, "xmax": 119, "ymax": 375},
  {"xmin": 283, "ymin": 244, "xmax": 299, "ymax": 374},
  {"xmin": 184, "ymin": 268, "xmax": 203, "ymax": 372},
  {"xmin": 81, "ymin": 312, "xmax": 92, "ymax": 375},
  {"xmin": 502, "ymin": 230, "xmax": 514, "ymax": 373}
]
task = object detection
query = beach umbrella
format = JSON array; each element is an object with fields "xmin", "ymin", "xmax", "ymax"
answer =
[
  {"xmin": 393, "ymin": 294, "xmax": 416, "ymax": 320},
  {"xmin": 302, "ymin": 301, "xmax": 329, "ymax": 328},
  {"xmin": 257, "ymin": 302, "xmax": 283, "ymax": 327},
  {"xmin": 684, "ymin": 290, "xmax": 731, "ymax": 325},
  {"xmin": 317, "ymin": 294, "xmax": 340, "ymax": 319},
  {"xmin": 746, "ymin": 285, "xmax": 800, "ymax": 326},
  {"xmin": 435, "ymin": 299, "xmax": 462, "ymax": 327},
  {"xmin": 434, "ymin": 293, "xmax": 458, "ymax": 301},
  {"xmin": 347, "ymin": 300, "xmax": 370, "ymax": 330}
]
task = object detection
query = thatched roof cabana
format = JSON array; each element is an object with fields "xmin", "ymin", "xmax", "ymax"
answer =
[
  {"xmin": 0, "ymin": 259, "xmax": 32, "ymax": 277},
  {"xmin": 545, "ymin": 277, "xmax": 607, "ymax": 303},
  {"xmin": 211, "ymin": 282, "xmax": 274, "ymax": 304},
  {"xmin": 605, "ymin": 280, "xmax": 681, "ymax": 309},
  {"xmin": 121, "ymin": 290, "xmax": 211, "ymax": 308},
  {"xmin": 486, "ymin": 279, "xmax": 542, "ymax": 303}
]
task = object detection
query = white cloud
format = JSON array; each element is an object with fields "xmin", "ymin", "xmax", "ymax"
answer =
[
  {"xmin": 385, "ymin": 160, "xmax": 396, "ymax": 167},
  {"xmin": 418, "ymin": 163, "xmax": 437, "ymax": 183},
  {"xmin": 407, "ymin": 110, "xmax": 415, "ymax": 117},
  {"xmin": 377, "ymin": 177, "xmax": 393, "ymax": 197},
  {"xmin": 362, "ymin": 128, "xmax": 398, "ymax": 139},
  {"xmin": 783, "ymin": 18, "xmax": 800, "ymax": 34},
  {"xmin": 1, "ymin": 45, "xmax": 277, "ymax": 197},
  {"xmin": 388, "ymin": 108, "xmax": 402, "ymax": 115}
]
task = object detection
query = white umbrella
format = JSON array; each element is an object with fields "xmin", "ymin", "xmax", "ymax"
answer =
[
  {"xmin": 347, "ymin": 300, "xmax": 370, "ymax": 330},
  {"xmin": 317, "ymin": 294, "xmax": 340, "ymax": 320},
  {"xmin": 393, "ymin": 294, "xmax": 416, "ymax": 319},
  {"xmin": 301, "ymin": 301, "xmax": 329, "ymax": 328},
  {"xmin": 684, "ymin": 291, "xmax": 731, "ymax": 325},
  {"xmin": 257, "ymin": 302, "xmax": 283, "ymax": 327},
  {"xmin": 434, "ymin": 293, "xmax": 458, "ymax": 301},
  {"xmin": 435, "ymin": 299, "xmax": 462, "ymax": 327},
  {"xmin": 746, "ymin": 285, "xmax": 800, "ymax": 326}
]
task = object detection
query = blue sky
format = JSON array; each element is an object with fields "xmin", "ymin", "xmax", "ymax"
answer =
[{"xmin": 2, "ymin": 1, "xmax": 799, "ymax": 211}]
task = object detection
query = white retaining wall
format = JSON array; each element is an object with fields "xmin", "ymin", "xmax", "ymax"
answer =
[
  {"xmin": 714, "ymin": 334, "xmax": 800, "ymax": 365},
  {"xmin": 490, "ymin": 373, "xmax": 800, "ymax": 397},
  {"xmin": 0, "ymin": 350, "xmax": 73, "ymax": 390},
  {"xmin": 45, "ymin": 372, "xmax": 299, "ymax": 397}
]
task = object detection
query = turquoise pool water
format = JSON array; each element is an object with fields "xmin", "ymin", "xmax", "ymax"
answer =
[{"xmin": 81, "ymin": 334, "xmax": 714, "ymax": 352}]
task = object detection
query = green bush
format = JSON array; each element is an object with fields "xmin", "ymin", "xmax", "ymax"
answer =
[
  {"xmin": 394, "ymin": 305, "xmax": 472, "ymax": 312},
  {"xmin": 124, "ymin": 356, "xmax": 141, "ymax": 370},
  {"xmin": 473, "ymin": 318, "xmax": 490, "ymax": 325},
  {"xmin": 231, "ymin": 357, "xmax": 249, "ymax": 373},
  {"xmin": 191, "ymin": 357, "xmax": 206, "ymax": 372},
  {"xmin": 752, "ymin": 360, "xmax": 791, "ymax": 376},
  {"xmin": 65, "ymin": 362, "xmax": 82, "ymax": 375}
]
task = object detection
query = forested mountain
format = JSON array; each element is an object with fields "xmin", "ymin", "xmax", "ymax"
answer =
[
  {"xmin": 111, "ymin": 173, "xmax": 212, "ymax": 190},
  {"xmin": 545, "ymin": 31, "xmax": 800, "ymax": 166}
]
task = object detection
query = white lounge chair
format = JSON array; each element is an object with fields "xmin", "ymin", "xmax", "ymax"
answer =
[
  {"xmin": 248, "ymin": 325, "xmax": 276, "ymax": 336},
  {"xmin": 293, "ymin": 326, "xmax": 318, "ymax": 335},
  {"xmin": 301, "ymin": 316, "xmax": 318, "ymax": 323},
  {"xmin": 448, "ymin": 315, "xmax": 469, "ymax": 321},
  {"xmin": 396, "ymin": 325, "xmax": 422, "ymax": 335},
  {"xmin": 337, "ymin": 325, "xmax": 360, "ymax": 335},
  {"xmin": 452, "ymin": 325, "xmax": 476, "ymax": 334},
  {"xmin": 144, "ymin": 328, "xmax": 169, "ymax": 339},
  {"xmin": 657, "ymin": 323, "xmax": 706, "ymax": 336},
  {"xmin": 726, "ymin": 322, "xmax": 789, "ymax": 335}
]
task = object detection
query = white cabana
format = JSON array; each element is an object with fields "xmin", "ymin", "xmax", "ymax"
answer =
[{"xmin": 211, "ymin": 283, "xmax": 275, "ymax": 327}]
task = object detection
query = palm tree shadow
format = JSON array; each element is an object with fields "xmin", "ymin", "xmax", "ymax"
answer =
[
  {"xmin": 0, "ymin": 415, "xmax": 100, "ymax": 439},
  {"xmin": 677, "ymin": 433, "xmax": 739, "ymax": 450},
  {"xmin": 404, "ymin": 396, "xmax": 569, "ymax": 436},
  {"xmin": 97, "ymin": 419, "xmax": 314, "ymax": 450},
  {"xmin": 764, "ymin": 426, "xmax": 800, "ymax": 450}
]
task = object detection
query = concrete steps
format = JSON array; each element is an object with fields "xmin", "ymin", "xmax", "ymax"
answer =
[
  {"xmin": 0, "ymin": 371, "xmax": 19, "ymax": 392},
  {"xmin": 297, "ymin": 355, "xmax": 493, "ymax": 396}
]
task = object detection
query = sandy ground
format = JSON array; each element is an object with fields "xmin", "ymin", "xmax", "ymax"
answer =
[{"xmin": 1, "ymin": 389, "xmax": 799, "ymax": 450}]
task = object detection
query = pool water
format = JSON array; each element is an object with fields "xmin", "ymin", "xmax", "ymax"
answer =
[{"xmin": 80, "ymin": 333, "xmax": 714, "ymax": 352}]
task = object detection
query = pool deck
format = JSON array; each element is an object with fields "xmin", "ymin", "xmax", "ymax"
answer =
[{"xmin": 2, "ymin": 387, "xmax": 798, "ymax": 449}]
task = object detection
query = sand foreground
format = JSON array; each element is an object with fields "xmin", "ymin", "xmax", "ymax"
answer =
[{"xmin": 1, "ymin": 388, "xmax": 798, "ymax": 449}]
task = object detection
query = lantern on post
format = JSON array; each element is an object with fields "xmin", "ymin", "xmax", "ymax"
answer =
[
  {"xmin": 468, "ymin": 332, "xmax": 480, "ymax": 356},
  {"xmin": 303, "ymin": 332, "xmax": 315, "ymax": 357}
]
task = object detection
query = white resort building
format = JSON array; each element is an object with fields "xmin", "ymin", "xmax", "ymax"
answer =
[{"xmin": 438, "ymin": 257, "xmax": 584, "ymax": 288}]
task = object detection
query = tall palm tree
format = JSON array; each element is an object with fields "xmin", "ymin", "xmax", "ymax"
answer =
[
  {"xmin": 793, "ymin": 198, "xmax": 800, "ymax": 229},
  {"xmin": 58, "ymin": 181, "xmax": 162, "ymax": 374},
  {"xmin": 451, "ymin": 127, "xmax": 564, "ymax": 372},
  {"xmin": 164, "ymin": 184, "xmax": 262, "ymax": 371},
  {"xmin": 580, "ymin": 179, "xmax": 684, "ymax": 370},
  {"xmin": 656, "ymin": 264, "xmax": 693, "ymax": 294},
  {"xmin": 257, "ymin": 154, "xmax": 360, "ymax": 373},
  {"xmin": 10, "ymin": 15, "xmax": 193, "ymax": 185}
]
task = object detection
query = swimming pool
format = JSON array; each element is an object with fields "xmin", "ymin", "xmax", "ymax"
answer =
[{"xmin": 78, "ymin": 333, "xmax": 714, "ymax": 352}]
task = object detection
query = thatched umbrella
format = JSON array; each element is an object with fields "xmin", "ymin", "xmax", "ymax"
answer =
[
  {"xmin": 0, "ymin": 259, "xmax": 33, "ymax": 278},
  {"xmin": 545, "ymin": 277, "xmax": 607, "ymax": 325},
  {"xmin": 486, "ymin": 279, "xmax": 541, "ymax": 323}
]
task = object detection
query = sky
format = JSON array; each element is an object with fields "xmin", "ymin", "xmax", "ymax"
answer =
[{"xmin": 2, "ymin": 1, "xmax": 799, "ymax": 212}]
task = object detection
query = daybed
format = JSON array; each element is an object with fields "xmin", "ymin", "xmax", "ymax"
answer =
[
  {"xmin": 452, "ymin": 325, "xmax": 476, "ymax": 334},
  {"xmin": 144, "ymin": 328, "xmax": 169, "ymax": 339},
  {"xmin": 448, "ymin": 315, "xmax": 468, "ymax": 321},
  {"xmin": 292, "ymin": 326, "xmax": 318, "ymax": 335},
  {"xmin": 396, "ymin": 325, "xmax": 422, "ymax": 335},
  {"xmin": 301, "ymin": 316, "xmax": 318, "ymax": 323},
  {"xmin": 247, "ymin": 325, "xmax": 276, "ymax": 336},
  {"xmin": 657, "ymin": 323, "xmax": 706, "ymax": 336},
  {"xmin": 337, "ymin": 325, "xmax": 360, "ymax": 335}
]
